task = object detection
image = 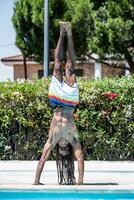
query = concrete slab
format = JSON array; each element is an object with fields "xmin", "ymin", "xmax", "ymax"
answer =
[{"xmin": 0, "ymin": 161, "xmax": 134, "ymax": 190}]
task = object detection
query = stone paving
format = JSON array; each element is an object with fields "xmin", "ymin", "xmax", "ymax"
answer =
[{"xmin": 0, "ymin": 161, "xmax": 134, "ymax": 190}]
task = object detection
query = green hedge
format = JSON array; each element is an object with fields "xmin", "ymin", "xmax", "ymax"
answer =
[{"xmin": 0, "ymin": 76, "xmax": 134, "ymax": 160}]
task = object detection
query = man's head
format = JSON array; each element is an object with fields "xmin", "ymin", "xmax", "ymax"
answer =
[
  {"xmin": 58, "ymin": 139, "xmax": 69, "ymax": 156},
  {"xmin": 56, "ymin": 139, "xmax": 75, "ymax": 185}
]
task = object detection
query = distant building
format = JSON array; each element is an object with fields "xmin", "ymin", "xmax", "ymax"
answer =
[
  {"xmin": 1, "ymin": 55, "xmax": 42, "ymax": 80},
  {"xmin": 1, "ymin": 54, "xmax": 125, "ymax": 80}
]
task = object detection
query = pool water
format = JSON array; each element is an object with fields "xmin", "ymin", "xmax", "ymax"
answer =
[{"xmin": 0, "ymin": 190, "xmax": 134, "ymax": 200}]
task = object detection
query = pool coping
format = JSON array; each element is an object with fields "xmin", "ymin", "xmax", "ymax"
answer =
[
  {"xmin": 0, "ymin": 160, "xmax": 134, "ymax": 190},
  {"xmin": 0, "ymin": 185, "xmax": 134, "ymax": 190}
]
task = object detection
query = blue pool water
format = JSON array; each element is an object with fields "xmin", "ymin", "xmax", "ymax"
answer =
[{"xmin": 0, "ymin": 190, "xmax": 134, "ymax": 200}]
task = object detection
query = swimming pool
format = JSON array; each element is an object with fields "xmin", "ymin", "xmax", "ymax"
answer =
[{"xmin": 0, "ymin": 190, "xmax": 134, "ymax": 200}]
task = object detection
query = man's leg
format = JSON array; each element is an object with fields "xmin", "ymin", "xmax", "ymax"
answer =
[
  {"xmin": 53, "ymin": 22, "xmax": 65, "ymax": 82},
  {"xmin": 73, "ymin": 142, "xmax": 84, "ymax": 184},
  {"xmin": 65, "ymin": 22, "xmax": 76, "ymax": 86},
  {"xmin": 33, "ymin": 141, "xmax": 52, "ymax": 185},
  {"xmin": 33, "ymin": 118, "xmax": 56, "ymax": 185}
]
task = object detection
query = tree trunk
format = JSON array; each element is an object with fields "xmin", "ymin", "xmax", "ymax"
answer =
[
  {"xmin": 23, "ymin": 55, "xmax": 27, "ymax": 79},
  {"xmin": 129, "ymin": 63, "xmax": 134, "ymax": 74}
]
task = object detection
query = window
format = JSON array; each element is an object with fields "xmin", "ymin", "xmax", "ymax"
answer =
[
  {"xmin": 38, "ymin": 70, "xmax": 44, "ymax": 79},
  {"xmin": 75, "ymin": 69, "xmax": 83, "ymax": 76}
]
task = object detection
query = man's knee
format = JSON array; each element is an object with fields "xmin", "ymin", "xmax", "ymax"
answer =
[
  {"xmin": 44, "ymin": 141, "xmax": 52, "ymax": 151},
  {"xmin": 67, "ymin": 67, "xmax": 75, "ymax": 75},
  {"xmin": 76, "ymin": 151, "xmax": 84, "ymax": 161},
  {"xmin": 54, "ymin": 61, "xmax": 62, "ymax": 72},
  {"xmin": 39, "ymin": 141, "xmax": 52, "ymax": 162},
  {"xmin": 66, "ymin": 61, "xmax": 75, "ymax": 76},
  {"xmin": 74, "ymin": 145, "xmax": 84, "ymax": 161}
]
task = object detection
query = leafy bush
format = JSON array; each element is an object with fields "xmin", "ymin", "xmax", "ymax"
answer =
[
  {"xmin": 77, "ymin": 75, "xmax": 134, "ymax": 160},
  {"xmin": 0, "ymin": 78, "xmax": 52, "ymax": 160},
  {"xmin": 0, "ymin": 76, "xmax": 134, "ymax": 160}
]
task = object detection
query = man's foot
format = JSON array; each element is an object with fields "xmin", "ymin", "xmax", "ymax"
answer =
[
  {"xmin": 64, "ymin": 22, "xmax": 72, "ymax": 36},
  {"xmin": 33, "ymin": 182, "xmax": 44, "ymax": 185},
  {"xmin": 59, "ymin": 21, "xmax": 66, "ymax": 36},
  {"xmin": 76, "ymin": 181, "xmax": 84, "ymax": 185}
]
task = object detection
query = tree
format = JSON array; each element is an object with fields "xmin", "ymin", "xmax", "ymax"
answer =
[
  {"xmin": 64, "ymin": 0, "xmax": 94, "ymax": 57},
  {"xmin": 65, "ymin": 0, "xmax": 134, "ymax": 72},
  {"xmin": 12, "ymin": 0, "xmax": 93, "ymax": 61},
  {"xmin": 12, "ymin": 0, "xmax": 68, "ymax": 62},
  {"xmin": 12, "ymin": 0, "xmax": 134, "ymax": 73},
  {"xmin": 87, "ymin": 0, "xmax": 134, "ymax": 73}
]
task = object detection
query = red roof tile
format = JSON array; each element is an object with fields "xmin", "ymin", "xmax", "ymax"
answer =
[{"xmin": 1, "ymin": 54, "xmax": 35, "ymax": 62}]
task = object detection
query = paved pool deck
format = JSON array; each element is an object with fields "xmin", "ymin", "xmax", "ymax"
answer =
[{"xmin": 0, "ymin": 161, "xmax": 134, "ymax": 190}]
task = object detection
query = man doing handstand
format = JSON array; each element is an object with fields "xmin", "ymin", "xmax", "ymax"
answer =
[{"xmin": 34, "ymin": 22, "xmax": 84, "ymax": 185}]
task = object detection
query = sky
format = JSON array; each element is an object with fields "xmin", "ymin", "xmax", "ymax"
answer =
[{"xmin": 0, "ymin": 0, "xmax": 20, "ymax": 82}]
